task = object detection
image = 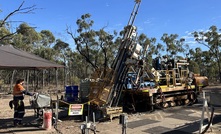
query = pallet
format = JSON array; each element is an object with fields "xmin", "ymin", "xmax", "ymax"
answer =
[{"xmin": 105, "ymin": 107, "xmax": 123, "ymax": 121}]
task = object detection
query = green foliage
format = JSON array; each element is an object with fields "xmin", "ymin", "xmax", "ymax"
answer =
[
  {"xmin": 40, "ymin": 30, "xmax": 55, "ymax": 47},
  {"xmin": 53, "ymin": 39, "xmax": 70, "ymax": 65},
  {"xmin": 0, "ymin": 26, "xmax": 11, "ymax": 44},
  {"xmin": 15, "ymin": 23, "xmax": 42, "ymax": 52},
  {"xmin": 188, "ymin": 60, "xmax": 200, "ymax": 74},
  {"xmin": 161, "ymin": 33, "xmax": 188, "ymax": 58},
  {"xmin": 69, "ymin": 13, "xmax": 117, "ymax": 77},
  {"xmin": 136, "ymin": 33, "xmax": 157, "ymax": 67},
  {"xmin": 71, "ymin": 76, "xmax": 81, "ymax": 85},
  {"xmin": 193, "ymin": 25, "xmax": 221, "ymax": 82}
]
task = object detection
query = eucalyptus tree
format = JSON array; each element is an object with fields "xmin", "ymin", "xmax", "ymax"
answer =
[
  {"xmin": 0, "ymin": 1, "xmax": 37, "ymax": 43},
  {"xmin": 68, "ymin": 51, "xmax": 85, "ymax": 84},
  {"xmin": 53, "ymin": 39, "xmax": 71, "ymax": 85},
  {"xmin": 95, "ymin": 28, "xmax": 118, "ymax": 76},
  {"xmin": 0, "ymin": 25, "xmax": 11, "ymax": 44},
  {"xmin": 189, "ymin": 47, "xmax": 219, "ymax": 82},
  {"xmin": 67, "ymin": 13, "xmax": 117, "ymax": 77},
  {"xmin": 136, "ymin": 33, "xmax": 159, "ymax": 68},
  {"xmin": 201, "ymin": 51, "xmax": 215, "ymax": 77},
  {"xmin": 15, "ymin": 23, "xmax": 41, "ymax": 52},
  {"xmin": 188, "ymin": 48, "xmax": 201, "ymax": 74},
  {"xmin": 160, "ymin": 33, "xmax": 188, "ymax": 59},
  {"xmin": 192, "ymin": 25, "xmax": 221, "ymax": 82},
  {"xmin": 34, "ymin": 30, "xmax": 56, "ymax": 60},
  {"xmin": 40, "ymin": 30, "xmax": 55, "ymax": 47},
  {"xmin": 67, "ymin": 13, "xmax": 97, "ymax": 77},
  {"xmin": 53, "ymin": 39, "xmax": 70, "ymax": 66}
]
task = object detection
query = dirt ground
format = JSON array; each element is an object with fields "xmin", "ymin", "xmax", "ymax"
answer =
[
  {"xmin": 0, "ymin": 94, "xmax": 122, "ymax": 134},
  {"xmin": 1, "ymin": 86, "xmax": 221, "ymax": 134}
]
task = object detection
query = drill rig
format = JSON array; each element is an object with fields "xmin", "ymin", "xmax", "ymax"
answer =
[
  {"xmin": 81, "ymin": 0, "xmax": 208, "ymax": 119},
  {"xmin": 84, "ymin": 0, "xmax": 145, "ymax": 119}
]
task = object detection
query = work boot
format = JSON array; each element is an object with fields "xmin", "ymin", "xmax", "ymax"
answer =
[{"xmin": 14, "ymin": 122, "xmax": 23, "ymax": 127}]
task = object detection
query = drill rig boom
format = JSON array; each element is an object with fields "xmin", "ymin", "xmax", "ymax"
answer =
[
  {"xmin": 86, "ymin": 0, "xmax": 143, "ymax": 110},
  {"xmin": 106, "ymin": 0, "xmax": 142, "ymax": 107}
]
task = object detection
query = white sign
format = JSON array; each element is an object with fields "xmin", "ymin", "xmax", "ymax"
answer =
[{"xmin": 68, "ymin": 104, "xmax": 84, "ymax": 116}]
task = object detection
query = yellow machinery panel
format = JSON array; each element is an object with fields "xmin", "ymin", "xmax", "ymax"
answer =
[{"xmin": 88, "ymin": 81, "xmax": 112, "ymax": 106}]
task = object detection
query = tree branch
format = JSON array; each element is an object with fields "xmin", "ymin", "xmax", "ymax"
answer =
[
  {"xmin": 67, "ymin": 26, "xmax": 98, "ymax": 69},
  {"xmin": 0, "ymin": 1, "xmax": 37, "ymax": 28},
  {"xmin": 0, "ymin": 31, "xmax": 17, "ymax": 41},
  {"xmin": 196, "ymin": 40, "xmax": 210, "ymax": 49}
]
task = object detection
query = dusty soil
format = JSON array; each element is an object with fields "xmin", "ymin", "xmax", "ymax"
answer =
[
  {"xmin": 0, "ymin": 94, "xmax": 122, "ymax": 134},
  {"xmin": 1, "ymin": 85, "xmax": 221, "ymax": 134}
]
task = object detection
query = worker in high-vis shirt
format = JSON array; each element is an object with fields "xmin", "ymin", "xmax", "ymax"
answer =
[{"xmin": 12, "ymin": 79, "xmax": 34, "ymax": 126}]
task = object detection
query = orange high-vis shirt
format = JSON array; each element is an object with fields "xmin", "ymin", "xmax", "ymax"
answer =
[{"xmin": 13, "ymin": 84, "xmax": 25, "ymax": 96}]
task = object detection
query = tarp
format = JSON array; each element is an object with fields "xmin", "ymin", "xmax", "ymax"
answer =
[{"xmin": 0, "ymin": 45, "xmax": 64, "ymax": 69}]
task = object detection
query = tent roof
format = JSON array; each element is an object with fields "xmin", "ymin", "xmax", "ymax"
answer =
[{"xmin": 0, "ymin": 45, "xmax": 64, "ymax": 69}]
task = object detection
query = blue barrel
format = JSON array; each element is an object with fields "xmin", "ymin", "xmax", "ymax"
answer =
[
  {"xmin": 65, "ymin": 86, "xmax": 74, "ymax": 102},
  {"xmin": 72, "ymin": 86, "xmax": 79, "ymax": 100},
  {"xmin": 65, "ymin": 86, "xmax": 79, "ymax": 102}
]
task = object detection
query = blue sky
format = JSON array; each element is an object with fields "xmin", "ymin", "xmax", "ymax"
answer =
[{"xmin": 0, "ymin": 0, "xmax": 221, "ymax": 50}]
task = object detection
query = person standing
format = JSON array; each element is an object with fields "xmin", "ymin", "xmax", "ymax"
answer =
[{"xmin": 12, "ymin": 79, "xmax": 34, "ymax": 126}]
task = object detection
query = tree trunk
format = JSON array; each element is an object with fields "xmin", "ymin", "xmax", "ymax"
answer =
[
  {"xmin": 64, "ymin": 67, "xmax": 67, "ymax": 86},
  {"xmin": 10, "ymin": 70, "xmax": 16, "ymax": 93},
  {"xmin": 42, "ymin": 69, "xmax": 44, "ymax": 91},
  {"xmin": 217, "ymin": 58, "xmax": 221, "ymax": 83},
  {"xmin": 26, "ymin": 70, "xmax": 29, "ymax": 91}
]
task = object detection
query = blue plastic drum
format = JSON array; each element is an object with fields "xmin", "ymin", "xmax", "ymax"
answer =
[
  {"xmin": 72, "ymin": 86, "xmax": 79, "ymax": 100},
  {"xmin": 65, "ymin": 86, "xmax": 73, "ymax": 102},
  {"xmin": 65, "ymin": 86, "xmax": 79, "ymax": 102}
]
